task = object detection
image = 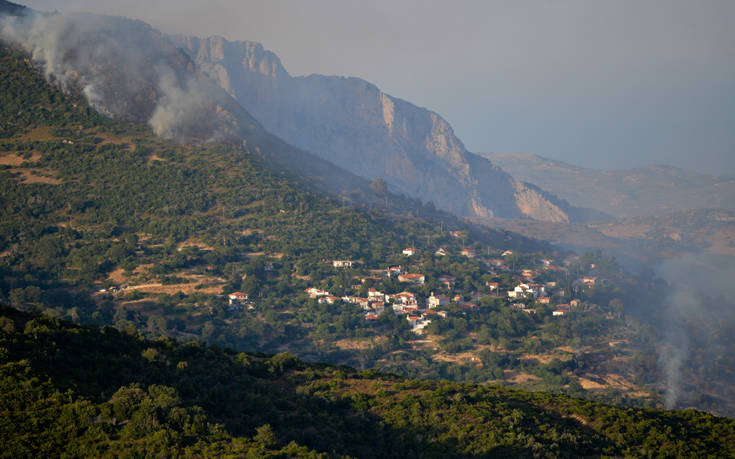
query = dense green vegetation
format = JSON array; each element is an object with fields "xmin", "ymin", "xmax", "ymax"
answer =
[{"xmin": 2, "ymin": 306, "xmax": 734, "ymax": 458}]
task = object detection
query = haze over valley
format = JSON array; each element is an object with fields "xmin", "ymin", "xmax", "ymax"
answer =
[{"xmin": 1, "ymin": 1, "xmax": 734, "ymax": 456}]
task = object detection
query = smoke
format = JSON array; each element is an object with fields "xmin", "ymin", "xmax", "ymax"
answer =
[
  {"xmin": 655, "ymin": 252, "xmax": 735, "ymax": 409},
  {"xmin": 0, "ymin": 9, "xmax": 246, "ymax": 143},
  {"xmin": 149, "ymin": 70, "xmax": 220, "ymax": 141}
]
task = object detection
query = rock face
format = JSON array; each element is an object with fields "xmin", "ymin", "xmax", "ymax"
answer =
[{"xmin": 173, "ymin": 35, "xmax": 578, "ymax": 222}]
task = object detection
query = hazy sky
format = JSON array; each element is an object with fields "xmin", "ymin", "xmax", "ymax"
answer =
[{"xmin": 23, "ymin": 0, "xmax": 735, "ymax": 175}]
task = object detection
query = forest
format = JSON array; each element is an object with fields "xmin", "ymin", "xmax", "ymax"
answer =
[{"xmin": 2, "ymin": 306, "xmax": 734, "ymax": 458}]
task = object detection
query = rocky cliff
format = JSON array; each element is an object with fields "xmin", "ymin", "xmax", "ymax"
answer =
[{"xmin": 172, "ymin": 35, "xmax": 580, "ymax": 222}]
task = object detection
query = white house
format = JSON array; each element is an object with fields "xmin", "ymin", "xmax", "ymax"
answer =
[
  {"xmin": 228, "ymin": 292, "xmax": 249, "ymax": 305},
  {"xmin": 389, "ymin": 291, "xmax": 417, "ymax": 305},
  {"xmin": 332, "ymin": 260, "xmax": 356, "ymax": 268},
  {"xmin": 427, "ymin": 292, "xmax": 450, "ymax": 308},
  {"xmin": 367, "ymin": 288, "xmax": 385, "ymax": 302},
  {"xmin": 305, "ymin": 287, "xmax": 330, "ymax": 298}
]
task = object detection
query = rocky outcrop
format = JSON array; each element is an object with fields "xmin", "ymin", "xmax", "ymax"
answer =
[{"xmin": 172, "ymin": 35, "xmax": 579, "ymax": 222}]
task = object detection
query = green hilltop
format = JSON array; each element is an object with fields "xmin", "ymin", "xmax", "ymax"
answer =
[{"xmin": 2, "ymin": 306, "xmax": 734, "ymax": 457}]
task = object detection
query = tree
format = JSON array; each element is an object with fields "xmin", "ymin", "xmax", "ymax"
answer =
[
  {"xmin": 254, "ymin": 424, "xmax": 277, "ymax": 448},
  {"xmin": 369, "ymin": 178, "xmax": 388, "ymax": 196}
]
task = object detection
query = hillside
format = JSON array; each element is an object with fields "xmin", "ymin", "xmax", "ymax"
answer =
[
  {"xmin": 0, "ymin": 39, "xmax": 684, "ymax": 411},
  {"xmin": 4, "ymin": 18, "xmax": 735, "ymax": 420},
  {"xmin": 480, "ymin": 208, "xmax": 735, "ymax": 265},
  {"xmin": 0, "ymin": 3, "xmax": 456, "ymax": 214},
  {"xmin": 2, "ymin": 306, "xmax": 734, "ymax": 457},
  {"xmin": 171, "ymin": 34, "xmax": 593, "ymax": 223},
  {"xmin": 3, "ymin": 2, "xmax": 735, "ymax": 421},
  {"xmin": 486, "ymin": 153, "xmax": 735, "ymax": 218},
  {"xmin": 0, "ymin": 4, "xmax": 592, "ymax": 223}
]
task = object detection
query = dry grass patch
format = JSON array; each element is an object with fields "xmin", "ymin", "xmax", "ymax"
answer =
[
  {"xmin": 0, "ymin": 152, "xmax": 41, "ymax": 165},
  {"xmin": 334, "ymin": 338, "xmax": 374, "ymax": 351},
  {"xmin": 126, "ymin": 279, "xmax": 224, "ymax": 295},
  {"xmin": 146, "ymin": 153, "xmax": 166, "ymax": 163},
  {"xmin": 107, "ymin": 268, "xmax": 128, "ymax": 284},
  {"xmin": 18, "ymin": 126, "xmax": 55, "ymax": 141},
  {"xmin": 519, "ymin": 353, "xmax": 555, "ymax": 365},
  {"xmin": 177, "ymin": 239, "xmax": 214, "ymax": 251},
  {"xmin": 578, "ymin": 377, "xmax": 606, "ymax": 390},
  {"xmin": 12, "ymin": 168, "xmax": 61, "ymax": 184},
  {"xmin": 504, "ymin": 370, "xmax": 541, "ymax": 383}
]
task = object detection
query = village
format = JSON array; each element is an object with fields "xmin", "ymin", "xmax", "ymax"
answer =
[{"xmin": 220, "ymin": 240, "xmax": 612, "ymax": 335}]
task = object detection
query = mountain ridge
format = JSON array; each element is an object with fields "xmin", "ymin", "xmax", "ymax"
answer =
[{"xmin": 172, "ymin": 34, "xmax": 590, "ymax": 223}]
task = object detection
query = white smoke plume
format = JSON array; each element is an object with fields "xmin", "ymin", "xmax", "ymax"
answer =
[
  {"xmin": 0, "ymin": 9, "xmax": 246, "ymax": 143},
  {"xmin": 655, "ymin": 252, "xmax": 735, "ymax": 410}
]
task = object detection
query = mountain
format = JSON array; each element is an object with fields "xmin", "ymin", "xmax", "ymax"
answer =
[
  {"xmin": 0, "ymin": 0, "xmax": 25, "ymax": 15},
  {"xmin": 0, "ymin": 5, "xmax": 432, "ymax": 210},
  {"xmin": 0, "ymin": 4, "xmax": 587, "ymax": 223},
  {"xmin": 486, "ymin": 153, "xmax": 735, "ymax": 218},
  {"xmin": 3, "ymin": 306, "xmax": 734, "ymax": 457},
  {"xmin": 171, "ymin": 35, "xmax": 590, "ymax": 223}
]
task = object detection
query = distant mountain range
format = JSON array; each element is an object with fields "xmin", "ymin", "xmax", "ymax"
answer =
[
  {"xmin": 486, "ymin": 153, "xmax": 735, "ymax": 218},
  {"xmin": 4, "ymin": 0, "xmax": 731, "ymax": 240}
]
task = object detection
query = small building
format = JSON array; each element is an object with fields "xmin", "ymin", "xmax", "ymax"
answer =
[
  {"xmin": 507, "ymin": 282, "xmax": 544, "ymax": 299},
  {"xmin": 460, "ymin": 248, "xmax": 476, "ymax": 258},
  {"xmin": 411, "ymin": 318, "xmax": 432, "ymax": 334},
  {"xmin": 318, "ymin": 296, "xmax": 342, "ymax": 305},
  {"xmin": 305, "ymin": 287, "xmax": 330, "ymax": 298},
  {"xmin": 369, "ymin": 268, "xmax": 390, "ymax": 278},
  {"xmin": 486, "ymin": 281, "xmax": 499, "ymax": 292},
  {"xmin": 389, "ymin": 266, "xmax": 403, "ymax": 276},
  {"xmin": 398, "ymin": 273, "xmax": 425, "ymax": 285},
  {"xmin": 402, "ymin": 247, "xmax": 417, "ymax": 257},
  {"xmin": 435, "ymin": 247, "xmax": 449, "ymax": 257},
  {"xmin": 389, "ymin": 291, "xmax": 417, "ymax": 305},
  {"xmin": 427, "ymin": 292, "xmax": 450, "ymax": 308},
  {"xmin": 367, "ymin": 288, "xmax": 385, "ymax": 301},
  {"xmin": 228, "ymin": 292, "xmax": 249, "ymax": 306},
  {"xmin": 438, "ymin": 274, "xmax": 456, "ymax": 288},
  {"xmin": 332, "ymin": 260, "xmax": 356, "ymax": 268}
]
